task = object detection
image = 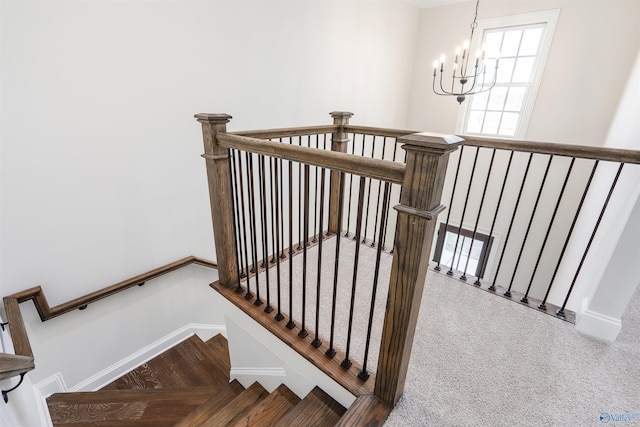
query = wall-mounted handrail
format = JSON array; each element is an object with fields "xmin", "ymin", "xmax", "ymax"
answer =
[
  {"xmin": 217, "ymin": 133, "xmax": 406, "ymax": 185},
  {"xmin": 0, "ymin": 256, "xmax": 217, "ymax": 393}
]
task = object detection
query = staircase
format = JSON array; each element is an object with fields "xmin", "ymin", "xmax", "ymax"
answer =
[{"xmin": 47, "ymin": 334, "xmax": 346, "ymax": 426}]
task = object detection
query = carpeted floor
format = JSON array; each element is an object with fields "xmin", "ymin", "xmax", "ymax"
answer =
[{"xmin": 254, "ymin": 236, "xmax": 640, "ymax": 426}]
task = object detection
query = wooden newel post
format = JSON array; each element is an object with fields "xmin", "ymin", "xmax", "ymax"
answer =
[
  {"xmin": 194, "ymin": 113, "xmax": 239, "ymax": 287},
  {"xmin": 328, "ymin": 111, "xmax": 354, "ymax": 235},
  {"xmin": 374, "ymin": 132, "xmax": 463, "ymax": 406}
]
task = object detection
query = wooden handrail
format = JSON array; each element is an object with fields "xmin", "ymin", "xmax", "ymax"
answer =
[
  {"xmin": 1, "ymin": 256, "xmax": 217, "ymax": 380},
  {"xmin": 232, "ymin": 124, "xmax": 339, "ymax": 139},
  {"xmin": 460, "ymin": 135, "xmax": 640, "ymax": 164},
  {"xmin": 217, "ymin": 133, "xmax": 406, "ymax": 185},
  {"xmin": 343, "ymin": 125, "xmax": 418, "ymax": 139}
]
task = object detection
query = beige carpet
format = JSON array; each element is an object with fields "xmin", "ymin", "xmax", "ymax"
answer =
[{"xmin": 253, "ymin": 236, "xmax": 640, "ymax": 426}]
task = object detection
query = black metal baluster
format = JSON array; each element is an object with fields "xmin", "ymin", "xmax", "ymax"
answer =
[
  {"xmin": 344, "ymin": 134, "xmax": 357, "ymax": 237},
  {"xmin": 505, "ymin": 155, "xmax": 554, "ymax": 297},
  {"xmin": 312, "ymin": 165, "xmax": 327, "ymax": 348},
  {"xmin": 370, "ymin": 137, "xmax": 388, "ymax": 248},
  {"xmin": 539, "ymin": 160, "xmax": 598, "ymax": 310},
  {"xmin": 361, "ymin": 135, "xmax": 376, "ymax": 243},
  {"xmin": 447, "ymin": 147, "xmax": 480, "ymax": 276},
  {"xmin": 341, "ymin": 176, "xmax": 366, "ymax": 370},
  {"xmin": 359, "ymin": 181, "xmax": 391, "ymax": 381},
  {"xmin": 287, "ymin": 160, "xmax": 295, "ymax": 329},
  {"xmin": 247, "ymin": 153, "xmax": 260, "ymax": 301},
  {"xmin": 495, "ymin": 153, "xmax": 534, "ymax": 296},
  {"xmin": 259, "ymin": 155, "xmax": 273, "ymax": 311},
  {"xmin": 557, "ymin": 163, "xmax": 625, "ymax": 317},
  {"xmin": 270, "ymin": 157, "xmax": 278, "ymax": 264},
  {"xmin": 299, "ymin": 164, "xmax": 310, "ymax": 338},
  {"xmin": 435, "ymin": 145, "xmax": 465, "ymax": 271},
  {"xmin": 228, "ymin": 150, "xmax": 243, "ymax": 293},
  {"xmin": 298, "ymin": 137, "xmax": 304, "ymax": 250},
  {"xmin": 279, "ymin": 155, "xmax": 286, "ymax": 259},
  {"xmin": 521, "ymin": 158, "xmax": 574, "ymax": 303},
  {"xmin": 326, "ymin": 172, "xmax": 345, "ymax": 358},
  {"xmin": 483, "ymin": 151, "xmax": 515, "ymax": 289},
  {"xmin": 274, "ymin": 158, "xmax": 284, "ymax": 321},
  {"xmin": 461, "ymin": 148, "xmax": 496, "ymax": 282},
  {"xmin": 236, "ymin": 151, "xmax": 252, "ymax": 288},
  {"xmin": 312, "ymin": 135, "xmax": 320, "ymax": 243}
]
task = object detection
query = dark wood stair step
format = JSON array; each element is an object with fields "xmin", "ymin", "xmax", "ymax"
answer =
[
  {"xmin": 229, "ymin": 383, "xmax": 301, "ymax": 427},
  {"xmin": 100, "ymin": 334, "xmax": 229, "ymax": 391},
  {"xmin": 205, "ymin": 333, "xmax": 232, "ymax": 373},
  {"xmin": 47, "ymin": 382, "xmax": 243, "ymax": 426},
  {"xmin": 176, "ymin": 381, "xmax": 269, "ymax": 427},
  {"xmin": 274, "ymin": 386, "xmax": 346, "ymax": 427}
]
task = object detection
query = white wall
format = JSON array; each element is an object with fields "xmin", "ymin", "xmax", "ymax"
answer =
[
  {"xmin": 407, "ymin": 0, "xmax": 640, "ymax": 146},
  {"xmin": 0, "ymin": 0, "xmax": 419, "ymax": 302}
]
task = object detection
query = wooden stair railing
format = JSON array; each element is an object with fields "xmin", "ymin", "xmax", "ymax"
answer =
[
  {"xmin": 0, "ymin": 255, "xmax": 216, "ymax": 402},
  {"xmin": 195, "ymin": 112, "xmax": 462, "ymax": 418}
]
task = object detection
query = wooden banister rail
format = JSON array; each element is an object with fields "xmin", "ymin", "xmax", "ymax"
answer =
[
  {"xmin": 1, "ymin": 256, "xmax": 216, "ymax": 383},
  {"xmin": 217, "ymin": 133, "xmax": 406, "ymax": 185},
  {"xmin": 343, "ymin": 125, "xmax": 418, "ymax": 139},
  {"xmin": 460, "ymin": 135, "xmax": 640, "ymax": 164},
  {"xmin": 232, "ymin": 124, "xmax": 339, "ymax": 139},
  {"xmin": 196, "ymin": 112, "xmax": 463, "ymax": 417}
]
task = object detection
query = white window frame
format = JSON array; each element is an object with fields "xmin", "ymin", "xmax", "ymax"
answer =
[{"xmin": 456, "ymin": 9, "xmax": 561, "ymax": 140}]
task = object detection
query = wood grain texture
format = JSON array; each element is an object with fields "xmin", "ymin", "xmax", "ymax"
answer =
[
  {"xmin": 335, "ymin": 394, "xmax": 391, "ymax": 427},
  {"xmin": 374, "ymin": 134, "xmax": 462, "ymax": 406},
  {"xmin": 217, "ymin": 134, "xmax": 406, "ymax": 185},
  {"xmin": 0, "ymin": 353, "xmax": 34, "ymax": 380},
  {"xmin": 176, "ymin": 382, "xmax": 268, "ymax": 427},
  {"xmin": 229, "ymin": 383, "xmax": 301, "ymax": 427},
  {"xmin": 461, "ymin": 134, "xmax": 640, "ymax": 163},
  {"xmin": 232, "ymin": 125, "xmax": 339, "ymax": 139},
  {"xmin": 213, "ymin": 281, "xmax": 374, "ymax": 397},
  {"xmin": 48, "ymin": 386, "xmax": 228, "ymax": 426},
  {"xmin": 343, "ymin": 125, "xmax": 417, "ymax": 139},
  {"xmin": 205, "ymin": 334, "xmax": 232, "ymax": 374},
  {"xmin": 274, "ymin": 386, "xmax": 346, "ymax": 427},
  {"xmin": 196, "ymin": 113, "xmax": 239, "ymax": 287},
  {"xmin": 1, "ymin": 297, "xmax": 33, "ymax": 360}
]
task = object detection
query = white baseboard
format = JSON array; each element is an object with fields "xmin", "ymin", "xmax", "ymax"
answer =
[
  {"xmin": 230, "ymin": 367, "xmax": 287, "ymax": 391},
  {"xmin": 575, "ymin": 299, "xmax": 622, "ymax": 342}
]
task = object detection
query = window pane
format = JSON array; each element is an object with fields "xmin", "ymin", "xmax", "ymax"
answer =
[
  {"xmin": 487, "ymin": 86, "xmax": 507, "ymax": 110},
  {"xmin": 504, "ymin": 86, "xmax": 526, "ymax": 111},
  {"xmin": 466, "ymin": 110, "xmax": 485, "ymax": 133},
  {"xmin": 520, "ymin": 27, "xmax": 543, "ymax": 55},
  {"xmin": 501, "ymin": 30, "xmax": 522, "ymax": 56},
  {"xmin": 499, "ymin": 112, "xmax": 519, "ymax": 136},
  {"xmin": 484, "ymin": 31, "xmax": 503, "ymax": 58},
  {"xmin": 483, "ymin": 58, "xmax": 498, "ymax": 83},
  {"xmin": 471, "ymin": 90, "xmax": 490, "ymax": 109},
  {"xmin": 482, "ymin": 111, "xmax": 501, "ymax": 134},
  {"xmin": 512, "ymin": 57, "xmax": 535, "ymax": 83},
  {"xmin": 496, "ymin": 58, "xmax": 515, "ymax": 83}
]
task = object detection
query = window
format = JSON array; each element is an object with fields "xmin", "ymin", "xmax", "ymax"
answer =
[
  {"xmin": 433, "ymin": 223, "xmax": 493, "ymax": 278},
  {"xmin": 458, "ymin": 10, "xmax": 560, "ymax": 139}
]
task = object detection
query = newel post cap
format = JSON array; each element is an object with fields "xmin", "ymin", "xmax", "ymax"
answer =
[
  {"xmin": 330, "ymin": 111, "xmax": 354, "ymax": 119},
  {"xmin": 194, "ymin": 113, "xmax": 233, "ymax": 124},
  {"xmin": 399, "ymin": 132, "xmax": 464, "ymax": 153}
]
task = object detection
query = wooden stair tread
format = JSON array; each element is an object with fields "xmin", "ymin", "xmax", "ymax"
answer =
[
  {"xmin": 205, "ymin": 333, "xmax": 232, "ymax": 373},
  {"xmin": 100, "ymin": 335, "xmax": 229, "ymax": 390},
  {"xmin": 229, "ymin": 383, "xmax": 301, "ymax": 427},
  {"xmin": 274, "ymin": 386, "xmax": 346, "ymax": 427},
  {"xmin": 176, "ymin": 382, "xmax": 269, "ymax": 427},
  {"xmin": 48, "ymin": 383, "xmax": 243, "ymax": 426}
]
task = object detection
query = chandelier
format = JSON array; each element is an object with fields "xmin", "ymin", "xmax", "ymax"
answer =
[{"xmin": 432, "ymin": 0, "xmax": 498, "ymax": 104}]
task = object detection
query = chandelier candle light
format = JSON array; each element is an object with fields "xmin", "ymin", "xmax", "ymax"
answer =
[{"xmin": 432, "ymin": 0, "xmax": 498, "ymax": 104}]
